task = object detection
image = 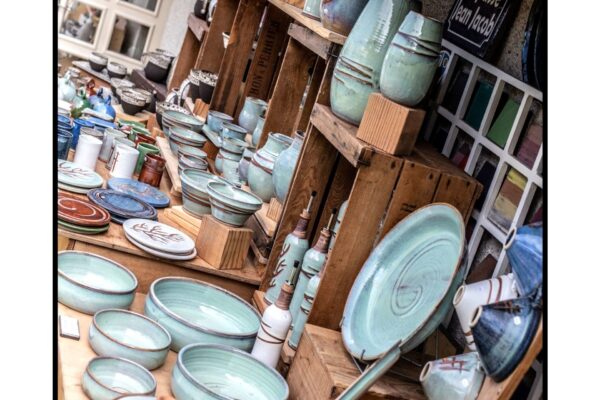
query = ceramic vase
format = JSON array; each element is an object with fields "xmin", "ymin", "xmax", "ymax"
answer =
[
  {"xmin": 100, "ymin": 128, "xmax": 127, "ymax": 162},
  {"xmin": 247, "ymin": 133, "xmax": 293, "ymax": 202},
  {"xmin": 272, "ymin": 131, "xmax": 304, "ymax": 204},
  {"xmin": 251, "ymin": 116, "xmax": 266, "ymax": 147},
  {"xmin": 288, "ymin": 269, "xmax": 321, "ymax": 350},
  {"xmin": 110, "ymin": 145, "xmax": 140, "ymax": 180},
  {"xmin": 329, "ymin": 199, "xmax": 348, "ymax": 251},
  {"xmin": 57, "ymin": 130, "xmax": 73, "ymax": 160},
  {"xmin": 420, "ymin": 352, "xmax": 485, "ymax": 400},
  {"xmin": 505, "ymin": 222, "xmax": 543, "ymax": 296},
  {"xmin": 74, "ymin": 134, "xmax": 103, "ymax": 171},
  {"xmin": 303, "ymin": 0, "xmax": 322, "ymax": 20},
  {"xmin": 320, "ymin": 0, "xmax": 369, "ymax": 36},
  {"xmin": 238, "ymin": 97, "xmax": 268, "ymax": 133},
  {"xmin": 471, "ymin": 295, "xmax": 542, "ymax": 382},
  {"xmin": 330, "ymin": 0, "xmax": 421, "ymax": 125},
  {"xmin": 380, "ymin": 11, "xmax": 442, "ymax": 106},
  {"xmin": 238, "ymin": 147, "xmax": 255, "ymax": 183}
]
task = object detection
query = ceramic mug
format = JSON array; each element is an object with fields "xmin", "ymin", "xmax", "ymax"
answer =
[
  {"xmin": 139, "ymin": 154, "xmax": 166, "ymax": 188},
  {"xmin": 420, "ymin": 352, "xmax": 485, "ymax": 400},
  {"xmin": 453, "ymin": 274, "xmax": 519, "ymax": 351},
  {"xmin": 107, "ymin": 137, "xmax": 135, "ymax": 170},
  {"xmin": 110, "ymin": 144, "xmax": 140, "ymax": 179},
  {"xmin": 57, "ymin": 129, "xmax": 73, "ymax": 160},
  {"xmin": 100, "ymin": 128, "xmax": 127, "ymax": 162},
  {"xmin": 73, "ymin": 134, "xmax": 103, "ymax": 171},
  {"xmin": 135, "ymin": 143, "xmax": 160, "ymax": 175}
]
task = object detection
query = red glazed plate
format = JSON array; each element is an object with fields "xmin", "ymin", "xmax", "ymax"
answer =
[{"xmin": 58, "ymin": 194, "xmax": 111, "ymax": 227}]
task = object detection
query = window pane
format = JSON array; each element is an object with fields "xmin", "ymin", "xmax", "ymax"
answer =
[
  {"xmin": 60, "ymin": 1, "xmax": 103, "ymax": 45},
  {"xmin": 108, "ymin": 16, "xmax": 150, "ymax": 60},
  {"xmin": 122, "ymin": 0, "xmax": 159, "ymax": 12}
]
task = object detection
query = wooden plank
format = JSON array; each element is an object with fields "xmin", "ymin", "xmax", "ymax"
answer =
[
  {"xmin": 170, "ymin": 29, "xmax": 202, "ymax": 90},
  {"xmin": 255, "ymin": 202, "xmax": 278, "ymax": 237},
  {"xmin": 288, "ymin": 23, "xmax": 336, "ymax": 60},
  {"xmin": 188, "ymin": 13, "xmax": 208, "ymax": 41},
  {"xmin": 146, "ymin": 114, "xmax": 158, "ymax": 133},
  {"xmin": 156, "ymin": 136, "xmax": 182, "ymax": 196},
  {"xmin": 196, "ymin": 0, "xmax": 238, "ymax": 73},
  {"xmin": 163, "ymin": 206, "xmax": 202, "ymax": 237},
  {"xmin": 309, "ymin": 152, "xmax": 402, "ymax": 329},
  {"xmin": 294, "ymin": 57, "xmax": 326, "ymax": 133},
  {"xmin": 210, "ymin": 0, "xmax": 266, "ymax": 115},
  {"xmin": 311, "ymin": 104, "xmax": 373, "ymax": 167},
  {"xmin": 267, "ymin": 0, "xmax": 347, "ymax": 45},
  {"xmin": 266, "ymin": 197, "xmax": 284, "ymax": 222},
  {"xmin": 315, "ymin": 53, "xmax": 336, "ymax": 107},
  {"xmin": 131, "ymin": 69, "xmax": 167, "ymax": 101},
  {"xmin": 196, "ymin": 215, "xmax": 253, "ymax": 270},
  {"xmin": 259, "ymin": 37, "xmax": 317, "ymax": 146}
]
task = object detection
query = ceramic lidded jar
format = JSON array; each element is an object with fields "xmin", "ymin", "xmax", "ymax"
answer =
[
  {"xmin": 320, "ymin": 0, "xmax": 369, "ymax": 36},
  {"xmin": 272, "ymin": 131, "xmax": 305, "ymax": 204},
  {"xmin": 238, "ymin": 97, "xmax": 268, "ymax": 133},
  {"xmin": 251, "ymin": 116, "xmax": 266, "ymax": 147},
  {"xmin": 420, "ymin": 352, "xmax": 485, "ymax": 400},
  {"xmin": 247, "ymin": 133, "xmax": 293, "ymax": 202}
]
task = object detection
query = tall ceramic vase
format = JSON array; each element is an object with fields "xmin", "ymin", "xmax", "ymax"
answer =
[
  {"xmin": 330, "ymin": 0, "xmax": 421, "ymax": 125},
  {"xmin": 247, "ymin": 133, "xmax": 293, "ymax": 202},
  {"xmin": 505, "ymin": 222, "xmax": 543, "ymax": 296},
  {"xmin": 272, "ymin": 131, "xmax": 305, "ymax": 204},
  {"xmin": 320, "ymin": 0, "xmax": 369, "ymax": 36}
]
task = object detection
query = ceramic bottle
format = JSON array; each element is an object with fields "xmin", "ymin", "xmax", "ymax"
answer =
[
  {"xmin": 272, "ymin": 130, "xmax": 305, "ymax": 204},
  {"xmin": 288, "ymin": 261, "xmax": 324, "ymax": 350},
  {"xmin": 320, "ymin": 0, "xmax": 369, "ymax": 36},
  {"xmin": 238, "ymin": 97, "xmax": 268, "ymax": 133},
  {"xmin": 247, "ymin": 133, "xmax": 293, "ymax": 202},
  {"xmin": 329, "ymin": 199, "xmax": 348, "ymax": 251},
  {"xmin": 264, "ymin": 194, "xmax": 315, "ymax": 304}
]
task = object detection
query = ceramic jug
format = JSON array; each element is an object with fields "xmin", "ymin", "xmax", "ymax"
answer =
[
  {"xmin": 58, "ymin": 71, "xmax": 77, "ymax": 102},
  {"xmin": 320, "ymin": 0, "xmax": 369, "ymax": 36},
  {"xmin": 420, "ymin": 352, "xmax": 485, "ymax": 400},
  {"xmin": 505, "ymin": 222, "xmax": 543, "ymax": 296},
  {"xmin": 247, "ymin": 133, "xmax": 293, "ymax": 202},
  {"xmin": 303, "ymin": 0, "xmax": 322, "ymax": 20},
  {"xmin": 272, "ymin": 131, "xmax": 305, "ymax": 204},
  {"xmin": 238, "ymin": 97, "xmax": 268, "ymax": 133},
  {"xmin": 252, "ymin": 116, "xmax": 266, "ymax": 147}
]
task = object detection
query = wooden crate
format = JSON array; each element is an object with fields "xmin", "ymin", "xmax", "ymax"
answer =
[
  {"xmin": 196, "ymin": 215, "xmax": 253, "ymax": 270},
  {"xmin": 267, "ymin": 197, "xmax": 284, "ymax": 222},
  {"xmin": 155, "ymin": 136, "xmax": 182, "ymax": 197}
]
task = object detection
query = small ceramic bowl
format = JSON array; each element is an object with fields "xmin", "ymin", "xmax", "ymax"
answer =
[
  {"xmin": 121, "ymin": 94, "xmax": 146, "ymax": 116},
  {"xmin": 90, "ymin": 52, "xmax": 108, "ymax": 72},
  {"xmin": 180, "ymin": 169, "xmax": 228, "ymax": 216},
  {"xmin": 206, "ymin": 182, "xmax": 262, "ymax": 226},
  {"xmin": 144, "ymin": 54, "xmax": 170, "ymax": 83},
  {"xmin": 221, "ymin": 137, "xmax": 248, "ymax": 154},
  {"xmin": 221, "ymin": 122, "xmax": 247, "ymax": 141},
  {"xmin": 58, "ymin": 251, "xmax": 138, "ymax": 315},
  {"xmin": 171, "ymin": 344, "xmax": 289, "ymax": 400},
  {"xmin": 107, "ymin": 62, "xmax": 128, "ymax": 79},
  {"xmin": 144, "ymin": 277, "xmax": 261, "ymax": 352},
  {"xmin": 89, "ymin": 309, "xmax": 171, "ymax": 370},
  {"xmin": 82, "ymin": 357, "xmax": 157, "ymax": 399},
  {"xmin": 178, "ymin": 145, "xmax": 207, "ymax": 161},
  {"xmin": 206, "ymin": 110, "xmax": 234, "ymax": 132}
]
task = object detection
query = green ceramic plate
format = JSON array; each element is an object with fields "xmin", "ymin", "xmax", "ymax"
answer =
[{"xmin": 58, "ymin": 220, "xmax": 109, "ymax": 234}]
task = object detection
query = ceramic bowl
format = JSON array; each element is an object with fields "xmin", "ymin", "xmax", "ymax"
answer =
[
  {"xmin": 155, "ymin": 102, "xmax": 190, "ymax": 129},
  {"xmin": 58, "ymin": 251, "xmax": 138, "ymax": 315},
  {"xmin": 171, "ymin": 344, "xmax": 289, "ymax": 400},
  {"xmin": 144, "ymin": 277, "xmax": 261, "ymax": 352},
  {"xmin": 221, "ymin": 137, "xmax": 248, "ymax": 154},
  {"xmin": 178, "ymin": 145, "xmax": 208, "ymax": 161},
  {"xmin": 107, "ymin": 62, "xmax": 128, "ymax": 79},
  {"xmin": 206, "ymin": 110, "xmax": 234, "ymax": 132},
  {"xmin": 82, "ymin": 357, "xmax": 157, "ymax": 400},
  {"xmin": 221, "ymin": 122, "xmax": 248, "ymax": 141},
  {"xmin": 180, "ymin": 169, "xmax": 229, "ymax": 216},
  {"xmin": 170, "ymin": 126, "xmax": 207, "ymax": 147},
  {"xmin": 189, "ymin": 70, "xmax": 218, "ymax": 103},
  {"xmin": 179, "ymin": 154, "xmax": 209, "ymax": 172},
  {"xmin": 207, "ymin": 182, "xmax": 262, "ymax": 226},
  {"xmin": 162, "ymin": 110, "xmax": 203, "ymax": 133},
  {"xmin": 144, "ymin": 54, "xmax": 170, "ymax": 83},
  {"xmin": 90, "ymin": 52, "xmax": 108, "ymax": 72}
]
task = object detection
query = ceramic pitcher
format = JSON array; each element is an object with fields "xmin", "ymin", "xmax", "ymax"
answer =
[
  {"xmin": 247, "ymin": 133, "xmax": 293, "ymax": 202},
  {"xmin": 238, "ymin": 97, "xmax": 268, "ymax": 133},
  {"xmin": 58, "ymin": 71, "xmax": 77, "ymax": 102},
  {"xmin": 272, "ymin": 131, "xmax": 305, "ymax": 204},
  {"xmin": 420, "ymin": 352, "xmax": 485, "ymax": 400},
  {"xmin": 320, "ymin": 0, "xmax": 369, "ymax": 36}
]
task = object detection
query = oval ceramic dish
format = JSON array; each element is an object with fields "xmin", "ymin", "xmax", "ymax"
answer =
[
  {"xmin": 58, "ymin": 251, "xmax": 138, "ymax": 314},
  {"xmin": 88, "ymin": 189, "xmax": 158, "ymax": 220},
  {"xmin": 171, "ymin": 344, "xmax": 289, "ymax": 400},
  {"xmin": 144, "ymin": 277, "xmax": 261, "ymax": 352},
  {"xmin": 123, "ymin": 219, "xmax": 196, "ymax": 255},
  {"xmin": 58, "ymin": 160, "xmax": 104, "ymax": 189},
  {"xmin": 89, "ymin": 309, "xmax": 171, "ymax": 370},
  {"xmin": 107, "ymin": 178, "xmax": 170, "ymax": 208},
  {"xmin": 82, "ymin": 356, "xmax": 157, "ymax": 400},
  {"xmin": 341, "ymin": 204, "xmax": 466, "ymax": 361},
  {"xmin": 58, "ymin": 194, "xmax": 111, "ymax": 227},
  {"xmin": 124, "ymin": 230, "xmax": 198, "ymax": 261}
]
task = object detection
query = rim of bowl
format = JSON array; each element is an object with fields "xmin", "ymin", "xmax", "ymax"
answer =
[
  {"xmin": 176, "ymin": 343, "xmax": 289, "ymax": 400},
  {"xmin": 180, "ymin": 169, "xmax": 220, "ymax": 192},
  {"xmin": 58, "ymin": 251, "xmax": 138, "ymax": 295},
  {"xmin": 148, "ymin": 277, "xmax": 261, "ymax": 338},
  {"xmin": 207, "ymin": 110, "xmax": 234, "ymax": 121},
  {"xmin": 207, "ymin": 182, "xmax": 263, "ymax": 208},
  {"xmin": 92, "ymin": 309, "xmax": 172, "ymax": 352},
  {"xmin": 85, "ymin": 356, "xmax": 156, "ymax": 396},
  {"xmin": 222, "ymin": 121, "xmax": 248, "ymax": 134}
]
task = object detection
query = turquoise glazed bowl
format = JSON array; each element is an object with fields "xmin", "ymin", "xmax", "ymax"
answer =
[
  {"xmin": 207, "ymin": 182, "xmax": 263, "ymax": 226},
  {"xmin": 178, "ymin": 145, "xmax": 208, "ymax": 161},
  {"xmin": 180, "ymin": 169, "xmax": 228, "ymax": 216},
  {"xmin": 222, "ymin": 137, "xmax": 248, "ymax": 154},
  {"xmin": 171, "ymin": 344, "xmax": 289, "ymax": 400},
  {"xmin": 207, "ymin": 110, "xmax": 234, "ymax": 133},
  {"xmin": 420, "ymin": 352, "xmax": 485, "ymax": 400},
  {"xmin": 221, "ymin": 122, "xmax": 248, "ymax": 141},
  {"xmin": 170, "ymin": 126, "xmax": 207, "ymax": 147},
  {"xmin": 341, "ymin": 204, "xmax": 466, "ymax": 361},
  {"xmin": 144, "ymin": 277, "xmax": 261, "ymax": 352},
  {"xmin": 82, "ymin": 357, "xmax": 157, "ymax": 400},
  {"xmin": 89, "ymin": 309, "xmax": 171, "ymax": 370},
  {"xmin": 58, "ymin": 251, "xmax": 138, "ymax": 315},
  {"xmin": 505, "ymin": 222, "xmax": 543, "ymax": 296}
]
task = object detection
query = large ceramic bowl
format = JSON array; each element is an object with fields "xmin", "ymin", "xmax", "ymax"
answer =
[
  {"xmin": 178, "ymin": 145, "xmax": 208, "ymax": 161},
  {"xmin": 144, "ymin": 277, "xmax": 261, "ymax": 352},
  {"xmin": 172, "ymin": 344, "xmax": 289, "ymax": 400},
  {"xmin": 162, "ymin": 110, "xmax": 203, "ymax": 133},
  {"xmin": 170, "ymin": 126, "xmax": 207, "ymax": 147},
  {"xmin": 89, "ymin": 309, "xmax": 172, "ymax": 370},
  {"xmin": 180, "ymin": 169, "xmax": 228, "ymax": 216},
  {"xmin": 221, "ymin": 122, "xmax": 247, "ymax": 141},
  {"xmin": 82, "ymin": 356, "xmax": 157, "ymax": 400},
  {"xmin": 58, "ymin": 251, "xmax": 138, "ymax": 315},
  {"xmin": 341, "ymin": 204, "xmax": 466, "ymax": 361},
  {"xmin": 207, "ymin": 182, "xmax": 262, "ymax": 226}
]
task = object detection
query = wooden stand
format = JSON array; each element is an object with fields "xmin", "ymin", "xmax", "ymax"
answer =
[
  {"xmin": 196, "ymin": 215, "xmax": 252, "ymax": 270},
  {"xmin": 164, "ymin": 205, "xmax": 203, "ymax": 237},
  {"xmin": 357, "ymin": 93, "xmax": 426, "ymax": 156},
  {"xmin": 266, "ymin": 197, "xmax": 284, "ymax": 221}
]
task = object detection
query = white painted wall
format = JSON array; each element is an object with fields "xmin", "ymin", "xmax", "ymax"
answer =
[{"xmin": 158, "ymin": 0, "xmax": 196, "ymax": 54}]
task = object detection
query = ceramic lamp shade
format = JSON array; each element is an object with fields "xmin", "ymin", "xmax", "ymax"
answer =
[
  {"xmin": 505, "ymin": 222, "xmax": 543, "ymax": 296},
  {"xmin": 110, "ymin": 145, "xmax": 140, "ymax": 180},
  {"xmin": 74, "ymin": 134, "xmax": 103, "ymax": 170}
]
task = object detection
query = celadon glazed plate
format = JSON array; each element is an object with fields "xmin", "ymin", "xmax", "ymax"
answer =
[
  {"xmin": 58, "ymin": 160, "xmax": 103, "ymax": 189},
  {"xmin": 341, "ymin": 204, "xmax": 466, "ymax": 361},
  {"xmin": 107, "ymin": 178, "xmax": 170, "ymax": 208},
  {"xmin": 123, "ymin": 219, "xmax": 195, "ymax": 255},
  {"xmin": 124, "ymin": 230, "xmax": 198, "ymax": 261}
]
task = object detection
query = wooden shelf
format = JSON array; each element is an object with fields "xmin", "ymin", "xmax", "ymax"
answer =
[
  {"xmin": 155, "ymin": 136, "xmax": 182, "ymax": 196},
  {"xmin": 188, "ymin": 13, "xmax": 209, "ymax": 41},
  {"xmin": 268, "ymin": 0, "xmax": 346, "ymax": 45},
  {"xmin": 131, "ymin": 69, "xmax": 168, "ymax": 101}
]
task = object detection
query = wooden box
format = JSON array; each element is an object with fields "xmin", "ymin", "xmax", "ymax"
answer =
[
  {"xmin": 195, "ymin": 215, "xmax": 252, "ymax": 270},
  {"xmin": 357, "ymin": 93, "xmax": 426, "ymax": 156},
  {"xmin": 287, "ymin": 324, "xmax": 425, "ymax": 399}
]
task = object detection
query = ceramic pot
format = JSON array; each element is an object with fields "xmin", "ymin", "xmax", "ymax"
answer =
[
  {"xmin": 139, "ymin": 154, "xmax": 166, "ymax": 188},
  {"xmin": 110, "ymin": 144, "xmax": 140, "ymax": 180},
  {"xmin": 82, "ymin": 357, "xmax": 156, "ymax": 400},
  {"xmin": 207, "ymin": 182, "xmax": 263, "ymax": 227},
  {"xmin": 74, "ymin": 134, "xmax": 103, "ymax": 170},
  {"xmin": 420, "ymin": 352, "xmax": 485, "ymax": 400},
  {"xmin": 238, "ymin": 147, "xmax": 255, "ymax": 183},
  {"xmin": 272, "ymin": 131, "xmax": 304, "ymax": 204},
  {"xmin": 303, "ymin": 0, "xmax": 322, "ymax": 20},
  {"xmin": 453, "ymin": 274, "xmax": 519, "ymax": 351},
  {"xmin": 107, "ymin": 62, "xmax": 127, "ymax": 79},
  {"xmin": 221, "ymin": 122, "xmax": 248, "ymax": 142},
  {"xmin": 471, "ymin": 295, "xmax": 542, "ymax": 382},
  {"xmin": 144, "ymin": 54, "xmax": 170, "ymax": 83},
  {"xmin": 238, "ymin": 97, "xmax": 268, "ymax": 133},
  {"xmin": 180, "ymin": 170, "xmax": 228, "ymax": 217},
  {"xmin": 72, "ymin": 119, "xmax": 95, "ymax": 149},
  {"xmin": 331, "ymin": 0, "xmax": 421, "ymax": 125},
  {"xmin": 89, "ymin": 52, "xmax": 108, "ymax": 71},
  {"xmin": 248, "ymin": 133, "xmax": 293, "ymax": 202},
  {"xmin": 252, "ymin": 116, "xmax": 266, "ymax": 147},
  {"xmin": 57, "ymin": 130, "xmax": 73, "ymax": 160},
  {"xmin": 505, "ymin": 222, "xmax": 543, "ymax": 296},
  {"xmin": 135, "ymin": 143, "xmax": 160, "ymax": 175},
  {"xmin": 320, "ymin": 0, "xmax": 369, "ymax": 36},
  {"xmin": 189, "ymin": 70, "xmax": 218, "ymax": 103}
]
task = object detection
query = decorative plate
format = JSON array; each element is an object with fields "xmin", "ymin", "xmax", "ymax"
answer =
[
  {"xmin": 58, "ymin": 182, "xmax": 91, "ymax": 194},
  {"xmin": 123, "ymin": 219, "xmax": 195, "ymax": 255},
  {"xmin": 58, "ymin": 220, "xmax": 109, "ymax": 234},
  {"xmin": 58, "ymin": 194, "xmax": 111, "ymax": 227},
  {"xmin": 341, "ymin": 204, "xmax": 466, "ymax": 361},
  {"xmin": 58, "ymin": 160, "xmax": 103, "ymax": 189},
  {"xmin": 87, "ymin": 189, "xmax": 158, "ymax": 220},
  {"xmin": 107, "ymin": 178, "xmax": 170, "ymax": 208},
  {"xmin": 124, "ymin": 230, "xmax": 197, "ymax": 261}
]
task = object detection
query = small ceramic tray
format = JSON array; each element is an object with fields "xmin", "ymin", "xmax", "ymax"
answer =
[
  {"xmin": 123, "ymin": 219, "xmax": 195, "ymax": 255},
  {"xmin": 107, "ymin": 178, "xmax": 170, "ymax": 208},
  {"xmin": 58, "ymin": 194, "xmax": 111, "ymax": 227},
  {"xmin": 87, "ymin": 189, "xmax": 158, "ymax": 220},
  {"xmin": 58, "ymin": 160, "xmax": 103, "ymax": 189}
]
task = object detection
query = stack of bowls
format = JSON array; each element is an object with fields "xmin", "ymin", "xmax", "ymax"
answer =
[
  {"xmin": 120, "ymin": 89, "xmax": 147, "ymax": 116},
  {"xmin": 178, "ymin": 155, "xmax": 209, "ymax": 175},
  {"xmin": 107, "ymin": 61, "xmax": 127, "ymax": 79},
  {"xmin": 188, "ymin": 69, "xmax": 218, "ymax": 103},
  {"xmin": 180, "ymin": 169, "xmax": 229, "ymax": 217},
  {"xmin": 89, "ymin": 52, "xmax": 108, "ymax": 72},
  {"xmin": 111, "ymin": 78, "xmax": 135, "ymax": 102},
  {"xmin": 168, "ymin": 126, "xmax": 207, "ymax": 154},
  {"xmin": 155, "ymin": 102, "xmax": 191, "ymax": 130},
  {"xmin": 162, "ymin": 110, "xmax": 203, "ymax": 137},
  {"xmin": 207, "ymin": 182, "xmax": 263, "ymax": 227},
  {"xmin": 144, "ymin": 53, "xmax": 171, "ymax": 83},
  {"xmin": 216, "ymin": 137, "xmax": 247, "ymax": 175},
  {"xmin": 178, "ymin": 145, "xmax": 208, "ymax": 163}
]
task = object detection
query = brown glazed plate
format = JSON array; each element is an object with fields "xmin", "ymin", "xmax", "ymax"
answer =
[{"xmin": 58, "ymin": 194, "xmax": 111, "ymax": 227}]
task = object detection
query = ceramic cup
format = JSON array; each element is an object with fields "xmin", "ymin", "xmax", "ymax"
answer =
[
  {"xmin": 107, "ymin": 137, "xmax": 136, "ymax": 170},
  {"xmin": 139, "ymin": 154, "xmax": 166, "ymax": 188},
  {"xmin": 57, "ymin": 129, "xmax": 73, "ymax": 160},
  {"xmin": 135, "ymin": 143, "xmax": 160, "ymax": 175},
  {"xmin": 110, "ymin": 144, "xmax": 140, "ymax": 179},
  {"xmin": 73, "ymin": 134, "xmax": 103, "ymax": 171},
  {"xmin": 453, "ymin": 274, "xmax": 519, "ymax": 351},
  {"xmin": 420, "ymin": 352, "xmax": 485, "ymax": 400},
  {"xmin": 100, "ymin": 128, "xmax": 127, "ymax": 162}
]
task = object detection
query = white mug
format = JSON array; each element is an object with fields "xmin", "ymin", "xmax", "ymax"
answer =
[
  {"xmin": 73, "ymin": 134, "xmax": 102, "ymax": 170},
  {"xmin": 453, "ymin": 273, "xmax": 519, "ymax": 351},
  {"xmin": 99, "ymin": 129, "xmax": 127, "ymax": 162},
  {"xmin": 110, "ymin": 144, "xmax": 139, "ymax": 179}
]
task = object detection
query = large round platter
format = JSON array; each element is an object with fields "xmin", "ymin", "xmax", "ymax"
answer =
[
  {"xmin": 124, "ymin": 230, "xmax": 197, "ymax": 261},
  {"xmin": 88, "ymin": 189, "xmax": 158, "ymax": 220},
  {"xmin": 58, "ymin": 194, "xmax": 111, "ymax": 226},
  {"xmin": 58, "ymin": 160, "xmax": 103, "ymax": 189},
  {"xmin": 58, "ymin": 220, "xmax": 109, "ymax": 234},
  {"xmin": 107, "ymin": 178, "xmax": 170, "ymax": 208},
  {"xmin": 123, "ymin": 219, "xmax": 195, "ymax": 255},
  {"xmin": 341, "ymin": 204, "xmax": 466, "ymax": 361}
]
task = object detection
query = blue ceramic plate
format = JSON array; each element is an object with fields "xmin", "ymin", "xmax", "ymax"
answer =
[
  {"xmin": 341, "ymin": 204, "xmax": 466, "ymax": 361},
  {"xmin": 58, "ymin": 160, "xmax": 104, "ymax": 189},
  {"xmin": 84, "ymin": 116, "xmax": 116, "ymax": 130},
  {"xmin": 88, "ymin": 189, "xmax": 158, "ymax": 220},
  {"xmin": 108, "ymin": 178, "xmax": 170, "ymax": 208}
]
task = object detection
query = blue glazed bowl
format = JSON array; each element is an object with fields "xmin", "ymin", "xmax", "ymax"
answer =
[
  {"xmin": 206, "ymin": 110, "xmax": 234, "ymax": 133},
  {"xmin": 58, "ymin": 251, "xmax": 138, "ymax": 315},
  {"xmin": 505, "ymin": 222, "xmax": 543, "ymax": 296},
  {"xmin": 89, "ymin": 309, "xmax": 171, "ymax": 370},
  {"xmin": 144, "ymin": 277, "xmax": 261, "ymax": 352},
  {"xmin": 171, "ymin": 344, "xmax": 289, "ymax": 400},
  {"xmin": 82, "ymin": 356, "xmax": 156, "ymax": 400}
]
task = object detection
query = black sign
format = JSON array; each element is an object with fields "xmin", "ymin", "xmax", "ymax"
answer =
[{"xmin": 443, "ymin": 0, "xmax": 521, "ymax": 60}]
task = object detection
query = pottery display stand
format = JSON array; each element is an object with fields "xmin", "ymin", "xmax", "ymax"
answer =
[
  {"xmin": 267, "ymin": 197, "xmax": 284, "ymax": 221},
  {"xmin": 195, "ymin": 215, "xmax": 253, "ymax": 270},
  {"xmin": 155, "ymin": 136, "xmax": 182, "ymax": 197},
  {"xmin": 245, "ymin": 215, "xmax": 272, "ymax": 267},
  {"xmin": 164, "ymin": 205, "xmax": 203, "ymax": 237},
  {"xmin": 357, "ymin": 93, "xmax": 427, "ymax": 156}
]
